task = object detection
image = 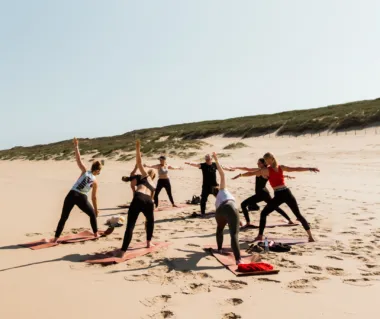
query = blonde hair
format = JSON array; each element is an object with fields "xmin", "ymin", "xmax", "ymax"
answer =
[
  {"xmin": 263, "ymin": 152, "xmax": 278, "ymax": 168},
  {"xmin": 147, "ymin": 169, "xmax": 156, "ymax": 181}
]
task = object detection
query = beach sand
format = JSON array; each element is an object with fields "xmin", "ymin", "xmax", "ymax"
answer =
[{"xmin": 1, "ymin": 131, "xmax": 380, "ymax": 318}]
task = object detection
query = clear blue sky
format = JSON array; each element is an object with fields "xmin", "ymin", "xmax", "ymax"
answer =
[{"xmin": 1, "ymin": 0, "xmax": 379, "ymax": 150}]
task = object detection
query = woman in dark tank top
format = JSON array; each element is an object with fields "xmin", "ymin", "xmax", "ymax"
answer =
[{"xmin": 231, "ymin": 158, "xmax": 295, "ymax": 228}]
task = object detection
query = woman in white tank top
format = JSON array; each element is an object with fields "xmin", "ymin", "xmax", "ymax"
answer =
[{"xmin": 51, "ymin": 138, "xmax": 102, "ymax": 243}]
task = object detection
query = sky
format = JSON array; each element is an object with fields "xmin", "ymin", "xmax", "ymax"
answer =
[{"xmin": 1, "ymin": 0, "xmax": 380, "ymax": 150}]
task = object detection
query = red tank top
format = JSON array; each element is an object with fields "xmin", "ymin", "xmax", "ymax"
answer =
[{"xmin": 268, "ymin": 166, "xmax": 285, "ymax": 188}]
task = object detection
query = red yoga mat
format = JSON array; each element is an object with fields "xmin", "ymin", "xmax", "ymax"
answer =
[
  {"xmin": 19, "ymin": 228, "xmax": 115, "ymax": 250},
  {"xmin": 203, "ymin": 245, "xmax": 279, "ymax": 277},
  {"xmin": 84, "ymin": 242, "xmax": 171, "ymax": 265}
]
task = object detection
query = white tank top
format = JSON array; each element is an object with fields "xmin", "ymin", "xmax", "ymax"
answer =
[
  {"xmin": 71, "ymin": 171, "xmax": 96, "ymax": 195},
  {"xmin": 215, "ymin": 189, "xmax": 235, "ymax": 209}
]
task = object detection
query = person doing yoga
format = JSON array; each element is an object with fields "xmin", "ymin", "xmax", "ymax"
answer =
[
  {"xmin": 115, "ymin": 140, "xmax": 156, "ymax": 258},
  {"xmin": 122, "ymin": 164, "xmax": 141, "ymax": 195},
  {"xmin": 51, "ymin": 138, "xmax": 101, "ymax": 243},
  {"xmin": 212, "ymin": 152, "xmax": 242, "ymax": 265},
  {"xmin": 232, "ymin": 158, "xmax": 296, "ymax": 227},
  {"xmin": 144, "ymin": 156, "xmax": 183, "ymax": 208},
  {"xmin": 238, "ymin": 152, "xmax": 319, "ymax": 242},
  {"xmin": 185, "ymin": 155, "xmax": 234, "ymax": 216}
]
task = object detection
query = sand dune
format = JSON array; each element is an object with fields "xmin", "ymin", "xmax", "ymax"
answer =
[{"xmin": 1, "ymin": 131, "xmax": 380, "ymax": 318}]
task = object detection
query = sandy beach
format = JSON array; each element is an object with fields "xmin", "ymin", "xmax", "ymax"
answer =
[{"xmin": 1, "ymin": 131, "xmax": 380, "ymax": 319}]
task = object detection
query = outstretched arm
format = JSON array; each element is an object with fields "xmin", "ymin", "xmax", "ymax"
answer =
[
  {"xmin": 73, "ymin": 138, "xmax": 87, "ymax": 173},
  {"xmin": 221, "ymin": 165, "xmax": 235, "ymax": 172},
  {"xmin": 136, "ymin": 140, "xmax": 148, "ymax": 177},
  {"xmin": 281, "ymin": 165, "xmax": 319, "ymax": 173},
  {"xmin": 168, "ymin": 165, "xmax": 184, "ymax": 170},
  {"xmin": 229, "ymin": 166, "xmax": 259, "ymax": 172},
  {"xmin": 184, "ymin": 162, "xmax": 201, "ymax": 168},
  {"xmin": 212, "ymin": 152, "xmax": 225, "ymax": 189},
  {"xmin": 144, "ymin": 164, "xmax": 160, "ymax": 169},
  {"xmin": 232, "ymin": 168, "xmax": 267, "ymax": 180}
]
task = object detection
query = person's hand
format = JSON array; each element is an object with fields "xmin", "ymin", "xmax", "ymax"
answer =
[
  {"xmin": 212, "ymin": 152, "xmax": 218, "ymax": 160},
  {"xmin": 286, "ymin": 175, "xmax": 296, "ymax": 180},
  {"xmin": 184, "ymin": 162, "xmax": 189, "ymax": 165},
  {"xmin": 95, "ymin": 210, "xmax": 99, "ymax": 217},
  {"xmin": 309, "ymin": 168, "xmax": 320, "ymax": 173},
  {"xmin": 232, "ymin": 174, "xmax": 241, "ymax": 180},
  {"xmin": 73, "ymin": 137, "xmax": 79, "ymax": 147}
]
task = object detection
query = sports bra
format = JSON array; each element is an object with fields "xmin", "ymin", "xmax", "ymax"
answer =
[
  {"xmin": 267, "ymin": 166, "xmax": 285, "ymax": 188},
  {"xmin": 158, "ymin": 165, "xmax": 169, "ymax": 178},
  {"xmin": 136, "ymin": 175, "xmax": 156, "ymax": 192},
  {"xmin": 72, "ymin": 171, "xmax": 96, "ymax": 195}
]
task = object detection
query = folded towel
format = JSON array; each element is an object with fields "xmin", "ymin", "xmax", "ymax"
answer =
[{"xmin": 237, "ymin": 262, "xmax": 274, "ymax": 272}]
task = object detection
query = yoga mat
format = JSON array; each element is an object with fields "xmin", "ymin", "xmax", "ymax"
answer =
[
  {"xmin": 241, "ymin": 222, "xmax": 299, "ymax": 230},
  {"xmin": 203, "ymin": 245, "xmax": 279, "ymax": 277},
  {"xmin": 19, "ymin": 228, "xmax": 115, "ymax": 250},
  {"xmin": 85, "ymin": 242, "xmax": 170, "ymax": 265}
]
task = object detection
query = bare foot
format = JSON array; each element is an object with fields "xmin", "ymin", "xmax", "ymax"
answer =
[
  {"xmin": 147, "ymin": 241, "xmax": 155, "ymax": 248},
  {"xmin": 236, "ymin": 259, "xmax": 242, "ymax": 265},
  {"xmin": 172, "ymin": 204, "xmax": 179, "ymax": 208},
  {"xmin": 49, "ymin": 238, "xmax": 59, "ymax": 243},
  {"xmin": 255, "ymin": 235, "xmax": 264, "ymax": 242},
  {"xmin": 94, "ymin": 232, "xmax": 100, "ymax": 239},
  {"xmin": 308, "ymin": 237, "xmax": 315, "ymax": 242},
  {"xmin": 288, "ymin": 220, "xmax": 296, "ymax": 225}
]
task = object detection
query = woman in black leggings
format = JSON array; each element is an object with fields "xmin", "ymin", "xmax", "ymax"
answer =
[
  {"xmin": 51, "ymin": 138, "xmax": 101, "ymax": 243},
  {"xmin": 144, "ymin": 156, "xmax": 183, "ymax": 208},
  {"xmin": 232, "ymin": 158, "xmax": 295, "ymax": 227},
  {"xmin": 240, "ymin": 152, "xmax": 319, "ymax": 242},
  {"xmin": 115, "ymin": 140, "xmax": 157, "ymax": 258}
]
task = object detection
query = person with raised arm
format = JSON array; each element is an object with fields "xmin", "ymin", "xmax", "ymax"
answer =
[
  {"xmin": 232, "ymin": 152, "xmax": 318, "ymax": 242},
  {"xmin": 212, "ymin": 152, "xmax": 242, "ymax": 265},
  {"xmin": 231, "ymin": 158, "xmax": 295, "ymax": 228},
  {"xmin": 51, "ymin": 138, "xmax": 101, "ymax": 243},
  {"xmin": 144, "ymin": 155, "xmax": 183, "ymax": 208},
  {"xmin": 115, "ymin": 140, "xmax": 157, "ymax": 258},
  {"xmin": 185, "ymin": 154, "xmax": 234, "ymax": 216}
]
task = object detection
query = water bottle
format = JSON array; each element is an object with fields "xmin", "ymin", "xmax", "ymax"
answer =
[{"xmin": 264, "ymin": 237, "xmax": 269, "ymax": 253}]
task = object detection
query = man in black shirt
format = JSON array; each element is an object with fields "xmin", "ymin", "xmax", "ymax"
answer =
[{"xmin": 185, "ymin": 154, "xmax": 234, "ymax": 215}]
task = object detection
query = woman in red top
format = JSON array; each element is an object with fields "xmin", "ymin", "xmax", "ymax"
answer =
[{"xmin": 239, "ymin": 152, "xmax": 319, "ymax": 242}]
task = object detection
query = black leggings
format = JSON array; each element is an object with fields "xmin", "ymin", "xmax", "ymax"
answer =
[
  {"xmin": 55, "ymin": 190, "xmax": 98, "ymax": 238},
  {"xmin": 200, "ymin": 185, "xmax": 217, "ymax": 214},
  {"xmin": 259, "ymin": 188, "xmax": 310, "ymax": 236},
  {"xmin": 154, "ymin": 179, "xmax": 174, "ymax": 207},
  {"xmin": 241, "ymin": 191, "xmax": 291, "ymax": 223},
  {"xmin": 121, "ymin": 192, "xmax": 154, "ymax": 251}
]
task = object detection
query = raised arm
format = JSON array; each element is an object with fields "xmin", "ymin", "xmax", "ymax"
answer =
[
  {"xmin": 232, "ymin": 168, "xmax": 268, "ymax": 180},
  {"xmin": 184, "ymin": 162, "xmax": 201, "ymax": 168},
  {"xmin": 136, "ymin": 140, "xmax": 148, "ymax": 177},
  {"xmin": 212, "ymin": 152, "xmax": 225, "ymax": 189},
  {"xmin": 73, "ymin": 138, "xmax": 87, "ymax": 173},
  {"xmin": 130, "ymin": 164, "xmax": 138, "ymax": 176},
  {"xmin": 281, "ymin": 165, "xmax": 319, "ymax": 173}
]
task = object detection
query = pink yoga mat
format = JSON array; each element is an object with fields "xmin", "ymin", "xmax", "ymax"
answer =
[
  {"xmin": 203, "ymin": 245, "xmax": 279, "ymax": 276},
  {"xmin": 19, "ymin": 228, "xmax": 115, "ymax": 250},
  {"xmin": 84, "ymin": 242, "xmax": 170, "ymax": 265}
]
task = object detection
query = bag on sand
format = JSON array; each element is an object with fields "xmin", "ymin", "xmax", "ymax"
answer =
[
  {"xmin": 186, "ymin": 195, "xmax": 201, "ymax": 205},
  {"xmin": 105, "ymin": 215, "xmax": 125, "ymax": 227}
]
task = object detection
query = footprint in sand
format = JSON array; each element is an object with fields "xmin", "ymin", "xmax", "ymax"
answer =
[
  {"xmin": 360, "ymin": 271, "xmax": 380, "ymax": 277},
  {"xmin": 212, "ymin": 280, "xmax": 248, "ymax": 290},
  {"xmin": 326, "ymin": 255, "xmax": 344, "ymax": 261},
  {"xmin": 257, "ymin": 278, "xmax": 281, "ymax": 283},
  {"xmin": 186, "ymin": 243, "xmax": 200, "ymax": 247},
  {"xmin": 343, "ymin": 278, "xmax": 373, "ymax": 287},
  {"xmin": 181, "ymin": 282, "xmax": 211, "ymax": 295},
  {"xmin": 222, "ymin": 313, "xmax": 242, "ymax": 319},
  {"xmin": 287, "ymin": 279, "xmax": 316, "ymax": 293},
  {"xmin": 140, "ymin": 295, "xmax": 172, "ymax": 308},
  {"xmin": 277, "ymin": 258, "xmax": 301, "ymax": 269},
  {"xmin": 326, "ymin": 267, "xmax": 345, "ymax": 276},
  {"xmin": 308, "ymin": 265, "xmax": 323, "ymax": 272},
  {"xmin": 148, "ymin": 310, "xmax": 175, "ymax": 319},
  {"xmin": 225, "ymin": 298, "xmax": 244, "ymax": 306},
  {"xmin": 310, "ymin": 276, "xmax": 329, "ymax": 282},
  {"xmin": 25, "ymin": 232, "xmax": 43, "ymax": 237}
]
